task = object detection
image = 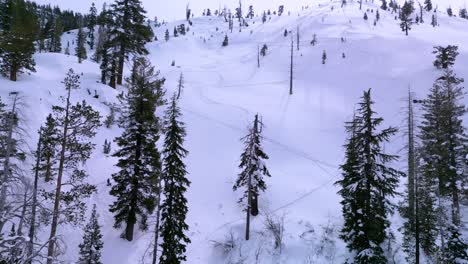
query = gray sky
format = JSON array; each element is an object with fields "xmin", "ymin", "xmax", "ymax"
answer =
[{"xmin": 32, "ymin": 0, "xmax": 311, "ymax": 21}]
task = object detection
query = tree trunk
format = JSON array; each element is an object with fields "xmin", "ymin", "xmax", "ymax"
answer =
[
  {"xmin": 17, "ymin": 187, "xmax": 29, "ymax": 236},
  {"xmin": 10, "ymin": 68, "xmax": 17, "ymax": 82},
  {"xmin": 251, "ymin": 192, "xmax": 259, "ymax": 216},
  {"xmin": 27, "ymin": 132, "xmax": 42, "ymax": 264},
  {"xmin": 117, "ymin": 44, "xmax": 125, "ymax": 85},
  {"xmin": 451, "ymin": 182, "xmax": 460, "ymax": 226},
  {"xmin": 152, "ymin": 179, "xmax": 162, "ymax": 264},
  {"xmin": 0, "ymin": 93, "xmax": 18, "ymax": 233},
  {"xmin": 46, "ymin": 85, "xmax": 72, "ymax": 264},
  {"xmin": 125, "ymin": 222, "xmax": 135, "ymax": 241},
  {"xmin": 109, "ymin": 59, "xmax": 117, "ymax": 89}
]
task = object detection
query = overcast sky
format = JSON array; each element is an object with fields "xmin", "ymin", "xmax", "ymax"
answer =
[{"xmin": 32, "ymin": 0, "xmax": 313, "ymax": 21}]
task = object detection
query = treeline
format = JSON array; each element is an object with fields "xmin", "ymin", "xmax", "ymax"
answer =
[{"xmin": 0, "ymin": 0, "xmax": 89, "ymax": 81}]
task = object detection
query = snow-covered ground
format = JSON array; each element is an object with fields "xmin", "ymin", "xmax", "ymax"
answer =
[{"xmin": 1, "ymin": 0, "xmax": 467, "ymax": 263}]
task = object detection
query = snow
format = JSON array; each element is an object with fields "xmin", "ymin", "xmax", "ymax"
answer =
[{"xmin": 1, "ymin": 0, "xmax": 468, "ymax": 263}]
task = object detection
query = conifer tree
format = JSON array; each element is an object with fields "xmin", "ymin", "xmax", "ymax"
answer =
[
  {"xmin": 76, "ymin": 22, "xmax": 88, "ymax": 63},
  {"xmin": 444, "ymin": 224, "xmax": 468, "ymax": 262},
  {"xmin": 78, "ymin": 205, "xmax": 103, "ymax": 264},
  {"xmin": 46, "ymin": 69, "xmax": 101, "ymax": 264},
  {"xmin": 164, "ymin": 29, "xmax": 169, "ymax": 41},
  {"xmin": 247, "ymin": 5, "xmax": 254, "ymax": 19},
  {"xmin": 50, "ymin": 17, "xmax": 63, "ymax": 53},
  {"xmin": 87, "ymin": 3, "xmax": 98, "ymax": 50},
  {"xmin": 335, "ymin": 89, "xmax": 403, "ymax": 263},
  {"xmin": 109, "ymin": 58, "xmax": 165, "ymax": 242},
  {"xmin": 460, "ymin": 8, "xmax": 468, "ymax": 19},
  {"xmin": 233, "ymin": 114, "xmax": 271, "ymax": 217},
  {"xmin": 322, "ymin": 50, "xmax": 327, "ymax": 64},
  {"xmin": 381, "ymin": 0, "xmax": 388, "ymax": 10},
  {"xmin": 108, "ymin": 0, "xmax": 152, "ymax": 86},
  {"xmin": 38, "ymin": 114, "xmax": 58, "ymax": 182},
  {"xmin": 0, "ymin": 0, "xmax": 37, "ymax": 81},
  {"xmin": 262, "ymin": 11, "xmax": 267, "ymax": 23},
  {"xmin": 447, "ymin": 7, "xmax": 453, "ymax": 17},
  {"xmin": 400, "ymin": 1, "xmax": 413, "ymax": 36},
  {"xmin": 424, "ymin": 0, "xmax": 432, "ymax": 11},
  {"xmin": 433, "ymin": 45, "xmax": 459, "ymax": 70},
  {"xmin": 159, "ymin": 95, "xmax": 191, "ymax": 264},
  {"xmin": 222, "ymin": 35, "xmax": 229, "ymax": 46}
]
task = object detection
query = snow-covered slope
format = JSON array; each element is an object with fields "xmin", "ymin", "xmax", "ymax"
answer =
[{"xmin": 1, "ymin": 0, "xmax": 468, "ymax": 263}]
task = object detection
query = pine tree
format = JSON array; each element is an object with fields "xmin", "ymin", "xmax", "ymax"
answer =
[
  {"xmin": 363, "ymin": 12, "xmax": 368, "ymax": 20},
  {"xmin": 222, "ymin": 35, "xmax": 229, "ymax": 46},
  {"xmin": 87, "ymin": 3, "xmax": 98, "ymax": 50},
  {"xmin": 433, "ymin": 45, "xmax": 459, "ymax": 70},
  {"xmin": 0, "ymin": 0, "xmax": 37, "ymax": 81},
  {"xmin": 46, "ymin": 69, "xmax": 101, "ymax": 264},
  {"xmin": 421, "ymin": 68, "xmax": 466, "ymax": 226},
  {"xmin": 75, "ymin": 22, "xmax": 88, "ymax": 63},
  {"xmin": 400, "ymin": 1, "xmax": 413, "ymax": 36},
  {"xmin": 164, "ymin": 29, "xmax": 169, "ymax": 41},
  {"xmin": 381, "ymin": 0, "xmax": 388, "ymax": 10},
  {"xmin": 262, "ymin": 11, "xmax": 267, "ymax": 23},
  {"xmin": 233, "ymin": 114, "xmax": 271, "ymax": 217},
  {"xmin": 50, "ymin": 17, "xmax": 63, "ymax": 53},
  {"xmin": 78, "ymin": 205, "xmax": 103, "ymax": 264},
  {"xmin": 173, "ymin": 26, "xmax": 178, "ymax": 37},
  {"xmin": 38, "ymin": 114, "xmax": 58, "ymax": 182},
  {"xmin": 447, "ymin": 7, "xmax": 453, "ymax": 17},
  {"xmin": 159, "ymin": 95, "xmax": 191, "ymax": 264},
  {"xmin": 460, "ymin": 8, "xmax": 468, "ymax": 19},
  {"xmin": 424, "ymin": 0, "xmax": 432, "ymax": 11},
  {"xmin": 109, "ymin": 58, "xmax": 165, "ymax": 242},
  {"xmin": 247, "ymin": 5, "xmax": 254, "ymax": 19},
  {"xmin": 108, "ymin": 0, "xmax": 152, "ymax": 86},
  {"xmin": 444, "ymin": 224, "xmax": 468, "ymax": 262},
  {"xmin": 335, "ymin": 89, "xmax": 403, "ymax": 263},
  {"xmin": 322, "ymin": 50, "xmax": 327, "ymax": 64}
]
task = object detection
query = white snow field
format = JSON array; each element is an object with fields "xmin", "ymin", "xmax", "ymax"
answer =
[{"xmin": 1, "ymin": 0, "xmax": 467, "ymax": 263}]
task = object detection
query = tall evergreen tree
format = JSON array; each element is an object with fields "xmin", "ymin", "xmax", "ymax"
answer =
[
  {"xmin": 419, "ymin": 67, "xmax": 467, "ymax": 260},
  {"xmin": 109, "ymin": 58, "xmax": 165, "ymax": 241},
  {"xmin": 49, "ymin": 17, "xmax": 63, "ymax": 53},
  {"xmin": 159, "ymin": 95, "xmax": 191, "ymax": 264},
  {"xmin": 400, "ymin": 90, "xmax": 420, "ymax": 264},
  {"xmin": 108, "ymin": 0, "xmax": 152, "ymax": 86},
  {"xmin": 78, "ymin": 204, "xmax": 103, "ymax": 264},
  {"xmin": 0, "ymin": 0, "xmax": 37, "ymax": 81},
  {"xmin": 233, "ymin": 114, "xmax": 271, "ymax": 217},
  {"xmin": 75, "ymin": 21, "xmax": 88, "ymax": 63},
  {"xmin": 335, "ymin": 89, "xmax": 403, "ymax": 263},
  {"xmin": 46, "ymin": 69, "xmax": 101, "ymax": 264},
  {"xmin": 87, "ymin": 3, "xmax": 97, "ymax": 50}
]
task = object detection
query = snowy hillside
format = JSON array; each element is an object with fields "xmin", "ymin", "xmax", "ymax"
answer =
[{"xmin": 1, "ymin": 0, "xmax": 467, "ymax": 263}]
